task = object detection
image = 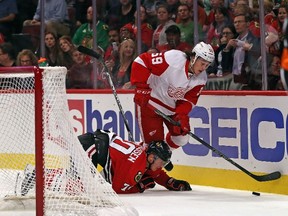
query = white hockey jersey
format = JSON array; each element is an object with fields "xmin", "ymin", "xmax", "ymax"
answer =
[{"xmin": 131, "ymin": 50, "xmax": 207, "ymax": 115}]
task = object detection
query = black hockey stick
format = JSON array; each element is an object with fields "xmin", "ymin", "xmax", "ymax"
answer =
[
  {"xmin": 151, "ymin": 106, "xmax": 281, "ymax": 182},
  {"xmin": 77, "ymin": 45, "xmax": 134, "ymax": 141}
]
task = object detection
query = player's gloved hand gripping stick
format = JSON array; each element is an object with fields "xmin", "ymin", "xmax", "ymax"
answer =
[{"xmin": 149, "ymin": 106, "xmax": 281, "ymax": 182}]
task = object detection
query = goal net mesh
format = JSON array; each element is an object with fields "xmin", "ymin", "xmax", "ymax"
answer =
[{"xmin": 0, "ymin": 67, "xmax": 137, "ymax": 216}]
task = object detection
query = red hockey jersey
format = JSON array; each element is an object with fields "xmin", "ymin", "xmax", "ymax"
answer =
[{"xmin": 103, "ymin": 131, "xmax": 170, "ymax": 194}]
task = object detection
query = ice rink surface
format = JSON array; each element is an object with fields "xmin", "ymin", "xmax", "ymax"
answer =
[
  {"xmin": 0, "ymin": 184, "xmax": 287, "ymax": 216},
  {"xmin": 121, "ymin": 185, "xmax": 288, "ymax": 216}
]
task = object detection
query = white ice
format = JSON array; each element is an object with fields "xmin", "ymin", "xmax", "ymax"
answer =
[
  {"xmin": 0, "ymin": 184, "xmax": 287, "ymax": 216},
  {"xmin": 122, "ymin": 185, "xmax": 288, "ymax": 216}
]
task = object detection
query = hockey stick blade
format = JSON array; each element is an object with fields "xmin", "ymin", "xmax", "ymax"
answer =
[
  {"xmin": 153, "ymin": 107, "xmax": 281, "ymax": 182},
  {"xmin": 250, "ymin": 171, "xmax": 281, "ymax": 182}
]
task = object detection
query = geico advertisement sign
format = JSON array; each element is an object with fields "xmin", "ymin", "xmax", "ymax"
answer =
[
  {"xmin": 183, "ymin": 106, "xmax": 286, "ymax": 163},
  {"xmin": 67, "ymin": 94, "xmax": 287, "ymax": 169}
]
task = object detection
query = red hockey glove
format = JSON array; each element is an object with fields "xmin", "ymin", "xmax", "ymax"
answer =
[
  {"xmin": 166, "ymin": 177, "xmax": 192, "ymax": 191},
  {"xmin": 134, "ymin": 88, "xmax": 151, "ymax": 106},
  {"xmin": 172, "ymin": 114, "xmax": 190, "ymax": 135},
  {"xmin": 137, "ymin": 174, "xmax": 156, "ymax": 193}
]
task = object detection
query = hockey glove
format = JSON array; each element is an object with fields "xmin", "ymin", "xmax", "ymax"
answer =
[
  {"xmin": 137, "ymin": 174, "xmax": 156, "ymax": 193},
  {"xmin": 166, "ymin": 177, "xmax": 192, "ymax": 191},
  {"xmin": 172, "ymin": 114, "xmax": 190, "ymax": 135},
  {"xmin": 134, "ymin": 88, "xmax": 151, "ymax": 106}
]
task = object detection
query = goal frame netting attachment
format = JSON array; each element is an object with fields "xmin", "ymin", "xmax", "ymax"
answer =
[{"xmin": 0, "ymin": 66, "xmax": 138, "ymax": 216}]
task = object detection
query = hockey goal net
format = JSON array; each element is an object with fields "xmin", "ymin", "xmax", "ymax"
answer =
[{"xmin": 0, "ymin": 67, "xmax": 138, "ymax": 216}]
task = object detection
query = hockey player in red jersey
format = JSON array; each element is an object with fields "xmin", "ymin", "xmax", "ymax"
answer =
[
  {"xmin": 20, "ymin": 129, "xmax": 191, "ymax": 196},
  {"xmin": 78, "ymin": 129, "xmax": 191, "ymax": 194},
  {"xmin": 130, "ymin": 42, "xmax": 215, "ymax": 160}
]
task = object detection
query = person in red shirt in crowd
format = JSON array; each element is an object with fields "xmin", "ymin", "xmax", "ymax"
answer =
[
  {"xmin": 243, "ymin": 0, "xmax": 278, "ymax": 38},
  {"xmin": 78, "ymin": 129, "xmax": 192, "ymax": 194},
  {"xmin": 130, "ymin": 42, "xmax": 215, "ymax": 169},
  {"xmin": 118, "ymin": 26, "xmax": 149, "ymax": 53},
  {"xmin": 104, "ymin": 27, "xmax": 121, "ymax": 62},
  {"xmin": 156, "ymin": 25, "xmax": 192, "ymax": 52},
  {"xmin": 122, "ymin": 5, "xmax": 154, "ymax": 49},
  {"xmin": 263, "ymin": 0, "xmax": 278, "ymax": 30}
]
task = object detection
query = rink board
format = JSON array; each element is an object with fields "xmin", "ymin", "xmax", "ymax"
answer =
[{"xmin": 65, "ymin": 90, "xmax": 288, "ymax": 195}]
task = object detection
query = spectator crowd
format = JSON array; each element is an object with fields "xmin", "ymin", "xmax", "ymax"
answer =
[{"xmin": 0, "ymin": 0, "xmax": 287, "ymax": 90}]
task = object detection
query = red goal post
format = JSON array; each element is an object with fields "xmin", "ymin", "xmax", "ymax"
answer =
[{"xmin": 0, "ymin": 66, "xmax": 138, "ymax": 216}]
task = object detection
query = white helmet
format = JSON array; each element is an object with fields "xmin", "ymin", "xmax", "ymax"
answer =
[{"xmin": 192, "ymin": 42, "xmax": 215, "ymax": 63}]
